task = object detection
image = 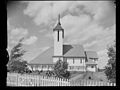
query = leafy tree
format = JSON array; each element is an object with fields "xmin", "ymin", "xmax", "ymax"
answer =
[
  {"xmin": 53, "ymin": 60, "xmax": 70, "ymax": 79},
  {"xmin": 7, "ymin": 38, "xmax": 28, "ymax": 73},
  {"xmin": 9, "ymin": 38, "xmax": 25, "ymax": 62},
  {"xmin": 105, "ymin": 41, "xmax": 116, "ymax": 83}
]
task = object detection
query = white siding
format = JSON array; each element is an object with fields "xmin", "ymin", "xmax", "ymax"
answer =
[
  {"xmin": 53, "ymin": 57, "xmax": 59, "ymax": 63},
  {"xmin": 38, "ymin": 67, "xmax": 42, "ymax": 71},
  {"xmin": 53, "ymin": 57, "xmax": 63, "ymax": 63},
  {"xmin": 67, "ymin": 58, "xmax": 86, "ymax": 66},
  {"xmin": 28, "ymin": 65, "xmax": 53, "ymax": 71},
  {"xmin": 27, "ymin": 65, "xmax": 32, "ymax": 71},
  {"xmin": 74, "ymin": 58, "xmax": 80, "ymax": 66},
  {"xmin": 87, "ymin": 66, "xmax": 96, "ymax": 72},
  {"xmin": 66, "ymin": 58, "xmax": 86, "ymax": 71},
  {"xmin": 48, "ymin": 67, "xmax": 52, "ymax": 71},
  {"xmin": 67, "ymin": 58, "xmax": 73, "ymax": 65},
  {"xmin": 54, "ymin": 31, "xmax": 63, "ymax": 56}
]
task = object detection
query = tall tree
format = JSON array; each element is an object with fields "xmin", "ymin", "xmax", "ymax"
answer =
[
  {"xmin": 9, "ymin": 38, "xmax": 25, "ymax": 62},
  {"xmin": 7, "ymin": 38, "xmax": 27, "ymax": 73},
  {"xmin": 105, "ymin": 41, "xmax": 116, "ymax": 83}
]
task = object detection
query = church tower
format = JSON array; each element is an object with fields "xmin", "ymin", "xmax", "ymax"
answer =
[{"xmin": 53, "ymin": 14, "xmax": 64, "ymax": 62}]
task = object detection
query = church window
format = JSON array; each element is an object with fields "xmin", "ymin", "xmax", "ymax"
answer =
[
  {"xmin": 80, "ymin": 58, "xmax": 82, "ymax": 63},
  {"xmin": 73, "ymin": 58, "xmax": 75, "ymax": 64}
]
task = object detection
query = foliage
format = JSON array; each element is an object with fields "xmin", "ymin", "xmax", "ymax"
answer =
[
  {"xmin": 7, "ymin": 38, "xmax": 28, "ymax": 74},
  {"xmin": 53, "ymin": 60, "xmax": 70, "ymax": 79},
  {"xmin": 105, "ymin": 41, "xmax": 116, "ymax": 83},
  {"xmin": 9, "ymin": 38, "xmax": 25, "ymax": 61},
  {"xmin": 46, "ymin": 70, "xmax": 55, "ymax": 77},
  {"xmin": 8, "ymin": 60, "xmax": 28, "ymax": 74}
]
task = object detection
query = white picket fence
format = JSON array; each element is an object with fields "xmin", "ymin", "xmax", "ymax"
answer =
[
  {"xmin": 7, "ymin": 73, "xmax": 116, "ymax": 86},
  {"xmin": 70, "ymin": 80, "xmax": 116, "ymax": 86},
  {"xmin": 7, "ymin": 73, "xmax": 70, "ymax": 86}
]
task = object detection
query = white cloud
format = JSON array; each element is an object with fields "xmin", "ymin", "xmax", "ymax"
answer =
[
  {"xmin": 39, "ymin": 29, "xmax": 47, "ymax": 33},
  {"xmin": 9, "ymin": 28, "xmax": 28, "ymax": 44},
  {"xmin": 84, "ymin": 40, "xmax": 98, "ymax": 49},
  {"xmin": 23, "ymin": 36, "xmax": 38, "ymax": 45},
  {"xmin": 8, "ymin": 26, "xmax": 29, "ymax": 52},
  {"xmin": 24, "ymin": 1, "xmax": 111, "ymax": 26},
  {"xmin": 83, "ymin": 24, "xmax": 115, "ymax": 51},
  {"xmin": 7, "ymin": 18, "xmax": 14, "ymax": 31},
  {"xmin": 10, "ymin": 28, "xmax": 28, "ymax": 36},
  {"xmin": 61, "ymin": 14, "xmax": 91, "ymax": 38}
]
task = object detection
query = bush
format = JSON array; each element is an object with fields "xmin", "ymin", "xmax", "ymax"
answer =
[
  {"xmin": 53, "ymin": 60, "xmax": 70, "ymax": 79},
  {"xmin": 46, "ymin": 70, "xmax": 55, "ymax": 77}
]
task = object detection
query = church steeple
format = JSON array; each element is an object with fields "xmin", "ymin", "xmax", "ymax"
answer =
[
  {"xmin": 53, "ymin": 14, "xmax": 64, "ymax": 38},
  {"xmin": 53, "ymin": 14, "xmax": 64, "ymax": 31},
  {"xmin": 53, "ymin": 14, "xmax": 64, "ymax": 57},
  {"xmin": 58, "ymin": 14, "xmax": 61, "ymax": 25}
]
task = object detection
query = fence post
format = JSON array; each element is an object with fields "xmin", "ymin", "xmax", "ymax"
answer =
[{"xmin": 113, "ymin": 83, "xmax": 116, "ymax": 86}]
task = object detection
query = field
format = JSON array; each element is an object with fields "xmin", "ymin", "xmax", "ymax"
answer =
[{"xmin": 70, "ymin": 71, "xmax": 108, "ymax": 82}]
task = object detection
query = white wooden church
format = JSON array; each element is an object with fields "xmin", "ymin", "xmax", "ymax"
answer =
[{"xmin": 28, "ymin": 15, "xmax": 98, "ymax": 72}]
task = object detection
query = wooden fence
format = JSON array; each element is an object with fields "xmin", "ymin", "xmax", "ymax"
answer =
[
  {"xmin": 70, "ymin": 80, "xmax": 116, "ymax": 86},
  {"xmin": 7, "ymin": 73, "xmax": 116, "ymax": 86},
  {"xmin": 7, "ymin": 73, "xmax": 70, "ymax": 86}
]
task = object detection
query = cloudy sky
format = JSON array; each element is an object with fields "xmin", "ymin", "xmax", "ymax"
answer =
[{"xmin": 7, "ymin": 1, "xmax": 116, "ymax": 69}]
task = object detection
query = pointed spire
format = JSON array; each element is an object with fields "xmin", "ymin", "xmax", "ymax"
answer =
[
  {"xmin": 53, "ymin": 14, "xmax": 64, "ymax": 31},
  {"xmin": 58, "ymin": 14, "xmax": 61, "ymax": 25}
]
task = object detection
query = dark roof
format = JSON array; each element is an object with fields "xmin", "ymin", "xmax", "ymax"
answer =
[
  {"xmin": 85, "ymin": 51, "xmax": 98, "ymax": 59},
  {"xmin": 63, "ymin": 44, "xmax": 85, "ymax": 57},
  {"xmin": 29, "ymin": 47, "xmax": 54, "ymax": 64},
  {"xmin": 29, "ymin": 45, "xmax": 97, "ymax": 65},
  {"xmin": 85, "ymin": 51, "xmax": 98, "ymax": 64},
  {"xmin": 29, "ymin": 44, "xmax": 86, "ymax": 64},
  {"xmin": 53, "ymin": 23, "xmax": 64, "ymax": 31}
]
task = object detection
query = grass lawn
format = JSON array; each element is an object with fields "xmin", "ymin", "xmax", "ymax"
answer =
[
  {"xmin": 70, "ymin": 71, "xmax": 85, "ymax": 78},
  {"xmin": 70, "ymin": 71, "xmax": 108, "ymax": 82}
]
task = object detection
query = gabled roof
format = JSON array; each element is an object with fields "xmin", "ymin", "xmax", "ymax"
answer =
[
  {"xmin": 29, "ymin": 47, "xmax": 54, "ymax": 64},
  {"xmin": 63, "ymin": 44, "xmax": 85, "ymax": 57},
  {"xmin": 29, "ymin": 44, "xmax": 86, "ymax": 64},
  {"xmin": 85, "ymin": 51, "xmax": 98, "ymax": 64},
  {"xmin": 85, "ymin": 51, "xmax": 98, "ymax": 59}
]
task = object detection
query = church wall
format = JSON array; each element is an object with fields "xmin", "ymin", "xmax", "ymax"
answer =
[
  {"xmin": 68, "ymin": 66, "xmax": 86, "ymax": 72},
  {"xmin": 27, "ymin": 64, "xmax": 54, "ymax": 71},
  {"xmin": 66, "ymin": 58, "xmax": 86, "ymax": 66},
  {"xmin": 66, "ymin": 57, "xmax": 86, "ymax": 71},
  {"xmin": 53, "ymin": 57, "xmax": 63, "ymax": 63}
]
